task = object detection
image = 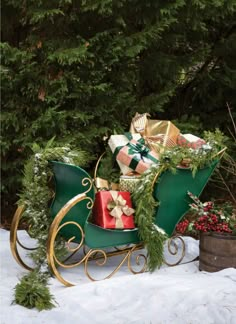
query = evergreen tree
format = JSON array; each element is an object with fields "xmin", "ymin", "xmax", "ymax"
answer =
[{"xmin": 1, "ymin": 0, "xmax": 236, "ymax": 215}]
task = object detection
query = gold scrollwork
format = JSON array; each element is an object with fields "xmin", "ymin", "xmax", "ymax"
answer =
[
  {"xmin": 86, "ymin": 196, "xmax": 94, "ymax": 210},
  {"xmin": 84, "ymin": 244, "xmax": 146, "ymax": 281},
  {"xmin": 128, "ymin": 246, "xmax": 147, "ymax": 274},
  {"xmin": 82, "ymin": 177, "xmax": 93, "ymax": 195},
  {"xmin": 163, "ymin": 235, "xmax": 186, "ymax": 266},
  {"xmin": 47, "ymin": 193, "xmax": 93, "ymax": 286},
  {"xmin": 52, "ymin": 221, "xmax": 85, "ymax": 268},
  {"xmin": 81, "ymin": 177, "xmax": 94, "ymax": 209}
]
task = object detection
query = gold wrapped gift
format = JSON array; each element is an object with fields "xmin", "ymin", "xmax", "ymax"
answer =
[
  {"xmin": 130, "ymin": 113, "xmax": 180, "ymax": 153},
  {"xmin": 94, "ymin": 177, "xmax": 119, "ymax": 191}
]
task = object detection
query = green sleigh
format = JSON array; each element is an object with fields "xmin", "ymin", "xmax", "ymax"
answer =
[{"xmin": 10, "ymin": 156, "xmax": 221, "ymax": 286}]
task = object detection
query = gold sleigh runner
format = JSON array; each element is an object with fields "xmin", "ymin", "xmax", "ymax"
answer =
[{"xmin": 10, "ymin": 192, "xmax": 186, "ymax": 287}]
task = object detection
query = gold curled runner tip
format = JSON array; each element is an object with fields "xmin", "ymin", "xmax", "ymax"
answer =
[
  {"xmin": 10, "ymin": 205, "xmax": 35, "ymax": 271},
  {"xmin": 163, "ymin": 235, "xmax": 186, "ymax": 266},
  {"xmin": 127, "ymin": 247, "xmax": 147, "ymax": 274}
]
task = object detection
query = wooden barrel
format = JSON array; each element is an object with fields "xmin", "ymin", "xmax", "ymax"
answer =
[{"xmin": 199, "ymin": 232, "xmax": 236, "ymax": 272}]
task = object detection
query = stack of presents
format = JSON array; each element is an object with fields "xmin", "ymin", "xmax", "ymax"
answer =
[{"xmin": 92, "ymin": 113, "xmax": 206, "ymax": 230}]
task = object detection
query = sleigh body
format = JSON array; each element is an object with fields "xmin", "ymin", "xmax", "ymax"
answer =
[{"xmin": 10, "ymin": 158, "xmax": 219, "ymax": 286}]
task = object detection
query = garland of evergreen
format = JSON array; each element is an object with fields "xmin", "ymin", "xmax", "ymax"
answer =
[
  {"xmin": 14, "ymin": 138, "xmax": 89, "ymax": 311},
  {"xmin": 132, "ymin": 164, "xmax": 168, "ymax": 272},
  {"xmin": 132, "ymin": 130, "xmax": 226, "ymax": 272}
]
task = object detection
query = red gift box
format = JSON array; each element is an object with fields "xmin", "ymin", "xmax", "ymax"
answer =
[{"xmin": 92, "ymin": 191, "xmax": 135, "ymax": 229}]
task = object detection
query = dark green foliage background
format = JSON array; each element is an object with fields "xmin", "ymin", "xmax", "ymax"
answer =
[{"xmin": 1, "ymin": 0, "xmax": 236, "ymax": 220}]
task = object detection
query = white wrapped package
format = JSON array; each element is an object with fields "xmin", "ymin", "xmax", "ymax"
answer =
[{"xmin": 108, "ymin": 134, "xmax": 142, "ymax": 175}]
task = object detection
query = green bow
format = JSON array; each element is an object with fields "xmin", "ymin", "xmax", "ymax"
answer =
[{"xmin": 127, "ymin": 140, "xmax": 150, "ymax": 160}]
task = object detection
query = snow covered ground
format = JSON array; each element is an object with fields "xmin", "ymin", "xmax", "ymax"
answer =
[{"xmin": 0, "ymin": 228, "xmax": 236, "ymax": 324}]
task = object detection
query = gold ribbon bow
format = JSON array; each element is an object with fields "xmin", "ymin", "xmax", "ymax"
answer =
[
  {"xmin": 130, "ymin": 113, "xmax": 180, "ymax": 153},
  {"xmin": 130, "ymin": 113, "xmax": 150, "ymax": 135},
  {"xmin": 107, "ymin": 191, "xmax": 135, "ymax": 229}
]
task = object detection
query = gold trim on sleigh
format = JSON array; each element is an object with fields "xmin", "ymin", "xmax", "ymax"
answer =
[{"xmin": 10, "ymin": 177, "xmax": 187, "ymax": 287}]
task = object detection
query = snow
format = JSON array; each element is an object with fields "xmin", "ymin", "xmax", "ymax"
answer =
[{"xmin": 1, "ymin": 228, "xmax": 236, "ymax": 324}]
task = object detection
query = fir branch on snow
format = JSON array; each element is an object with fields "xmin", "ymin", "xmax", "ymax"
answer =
[{"xmin": 14, "ymin": 270, "xmax": 55, "ymax": 311}]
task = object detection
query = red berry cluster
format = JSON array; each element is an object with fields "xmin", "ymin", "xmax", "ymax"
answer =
[
  {"xmin": 176, "ymin": 193, "xmax": 235, "ymax": 235},
  {"xmin": 193, "ymin": 213, "xmax": 232, "ymax": 233},
  {"xmin": 176, "ymin": 219, "xmax": 189, "ymax": 234}
]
